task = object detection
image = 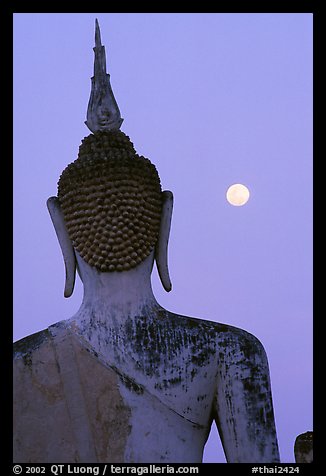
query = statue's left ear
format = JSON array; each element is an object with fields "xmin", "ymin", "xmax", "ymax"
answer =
[
  {"xmin": 155, "ymin": 190, "xmax": 173, "ymax": 292},
  {"xmin": 47, "ymin": 197, "xmax": 76, "ymax": 298}
]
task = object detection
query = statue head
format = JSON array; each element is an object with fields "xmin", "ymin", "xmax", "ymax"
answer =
[
  {"xmin": 47, "ymin": 20, "xmax": 173, "ymax": 298},
  {"xmin": 57, "ymin": 130, "xmax": 162, "ymax": 273}
]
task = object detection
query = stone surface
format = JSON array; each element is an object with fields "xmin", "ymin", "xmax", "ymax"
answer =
[
  {"xmin": 14, "ymin": 256, "xmax": 280, "ymax": 463},
  {"xmin": 294, "ymin": 431, "xmax": 313, "ymax": 463},
  {"xmin": 14, "ymin": 327, "xmax": 131, "ymax": 463}
]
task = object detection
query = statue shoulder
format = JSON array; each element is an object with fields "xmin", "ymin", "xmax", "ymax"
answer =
[
  {"xmin": 164, "ymin": 310, "xmax": 267, "ymax": 357},
  {"xmin": 13, "ymin": 328, "xmax": 51, "ymax": 361}
]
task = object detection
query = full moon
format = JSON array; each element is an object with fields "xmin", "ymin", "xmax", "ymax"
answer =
[{"xmin": 226, "ymin": 183, "xmax": 250, "ymax": 206}]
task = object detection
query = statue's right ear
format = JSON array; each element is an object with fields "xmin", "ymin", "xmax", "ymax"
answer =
[{"xmin": 47, "ymin": 197, "xmax": 76, "ymax": 298}]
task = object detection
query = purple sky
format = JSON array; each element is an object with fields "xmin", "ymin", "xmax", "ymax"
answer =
[{"xmin": 13, "ymin": 13, "xmax": 312, "ymax": 463}]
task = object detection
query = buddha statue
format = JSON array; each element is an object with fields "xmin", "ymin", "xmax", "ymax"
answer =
[{"xmin": 13, "ymin": 20, "xmax": 280, "ymax": 464}]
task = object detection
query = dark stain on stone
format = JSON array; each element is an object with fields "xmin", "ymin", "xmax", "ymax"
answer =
[
  {"xmin": 169, "ymin": 376, "xmax": 182, "ymax": 385},
  {"xmin": 242, "ymin": 378, "xmax": 261, "ymax": 393},
  {"xmin": 259, "ymin": 407, "xmax": 265, "ymax": 422},
  {"xmin": 115, "ymin": 368, "xmax": 144, "ymax": 395},
  {"xmin": 190, "ymin": 368, "xmax": 197, "ymax": 380},
  {"xmin": 22, "ymin": 353, "xmax": 33, "ymax": 368},
  {"xmin": 124, "ymin": 309, "xmax": 219, "ymax": 383},
  {"xmin": 14, "ymin": 329, "xmax": 50, "ymax": 359},
  {"xmin": 197, "ymin": 394, "xmax": 207, "ymax": 402}
]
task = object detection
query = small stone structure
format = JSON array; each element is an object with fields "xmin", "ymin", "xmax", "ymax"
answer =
[
  {"xmin": 294, "ymin": 431, "xmax": 313, "ymax": 463},
  {"xmin": 13, "ymin": 20, "xmax": 280, "ymax": 463}
]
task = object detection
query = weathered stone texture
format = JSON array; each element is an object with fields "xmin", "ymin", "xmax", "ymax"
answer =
[
  {"xmin": 13, "ymin": 327, "xmax": 131, "ymax": 463},
  {"xmin": 294, "ymin": 431, "xmax": 313, "ymax": 463},
  {"xmin": 14, "ymin": 314, "xmax": 280, "ymax": 463}
]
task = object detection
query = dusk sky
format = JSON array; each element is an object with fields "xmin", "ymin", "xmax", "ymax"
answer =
[{"xmin": 13, "ymin": 13, "xmax": 312, "ymax": 463}]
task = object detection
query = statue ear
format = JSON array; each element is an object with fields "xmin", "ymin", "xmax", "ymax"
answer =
[
  {"xmin": 47, "ymin": 197, "xmax": 76, "ymax": 298},
  {"xmin": 155, "ymin": 190, "xmax": 173, "ymax": 292}
]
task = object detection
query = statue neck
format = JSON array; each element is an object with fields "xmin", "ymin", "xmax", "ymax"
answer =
[
  {"xmin": 71, "ymin": 250, "xmax": 160, "ymax": 331},
  {"xmin": 64, "ymin": 250, "xmax": 163, "ymax": 372}
]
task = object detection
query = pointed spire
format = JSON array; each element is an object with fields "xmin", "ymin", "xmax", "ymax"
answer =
[
  {"xmin": 95, "ymin": 18, "xmax": 102, "ymax": 48},
  {"xmin": 85, "ymin": 19, "xmax": 123, "ymax": 133}
]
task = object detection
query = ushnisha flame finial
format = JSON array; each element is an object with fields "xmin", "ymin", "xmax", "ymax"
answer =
[{"xmin": 85, "ymin": 19, "xmax": 123, "ymax": 133}]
